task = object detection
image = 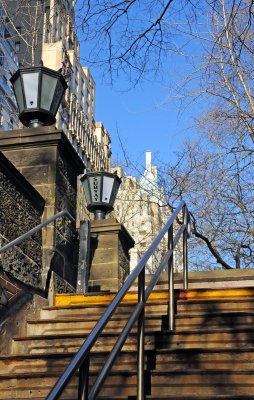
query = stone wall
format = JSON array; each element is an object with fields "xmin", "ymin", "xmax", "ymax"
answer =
[
  {"xmin": 0, "ymin": 127, "xmax": 85, "ymax": 296},
  {"xmin": 88, "ymin": 219, "xmax": 134, "ymax": 292},
  {"xmin": 0, "ymin": 152, "xmax": 45, "ymax": 290},
  {"xmin": 52, "ymin": 151, "xmax": 80, "ymax": 292}
]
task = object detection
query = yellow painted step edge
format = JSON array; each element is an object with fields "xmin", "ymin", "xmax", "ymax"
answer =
[
  {"xmin": 55, "ymin": 288, "xmax": 254, "ymax": 307},
  {"xmin": 55, "ymin": 292, "xmax": 168, "ymax": 306}
]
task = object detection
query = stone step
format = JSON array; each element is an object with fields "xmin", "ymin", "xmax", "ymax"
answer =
[
  {"xmin": 176, "ymin": 298, "xmax": 254, "ymax": 314},
  {"xmin": 10, "ymin": 394, "xmax": 253, "ymax": 400},
  {"xmin": 3, "ymin": 347, "xmax": 254, "ymax": 374},
  {"xmin": 54, "ymin": 288, "xmax": 254, "ymax": 308},
  {"xmin": 145, "ymin": 370, "xmax": 254, "ymax": 396},
  {"xmin": 0, "ymin": 351, "xmax": 137, "ymax": 374},
  {"xmin": 40, "ymin": 302, "xmax": 164, "ymax": 320},
  {"xmin": 11, "ymin": 327, "xmax": 254, "ymax": 355},
  {"xmin": 0, "ymin": 372, "xmax": 75, "ymax": 399},
  {"xmin": 41, "ymin": 298, "xmax": 254, "ymax": 321},
  {"xmin": 26, "ymin": 316, "xmax": 163, "ymax": 336},
  {"xmin": 2, "ymin": 369, "xmax": 254, "ymax": 398},
  {"xmin": 9, "ymin": 396, "xmax": 254, "ymax": 400},
  {"xmin": 99, "ymin": 396, "xmax": 254, "ymax": 400},
  {"xmin": 145, "ymin": 347, "xmax": 254, "ymax": 370},
  {"xmin": 26, "ymin": 311, "xmax": 254, "ymax": 336},
  {"xmin": 174, "ymin": 311, "xmax": 254, "ymax": 329},
  {"xmin": 11, "ymin": 332, "xmax": 137, "ymax": 355},
  {"xmin": 102, "ymin": 397, "xmax": 254, "ymax": 400}
]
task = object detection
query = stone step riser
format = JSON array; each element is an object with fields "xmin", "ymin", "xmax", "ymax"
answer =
[
  {"xmin": 31, "ymin": 297, "xmax": 254, "ymax": 316},
  {"xmin": 0, "ymin": 377, "xmax": 74, "ymax": 399},
  {"xmin": 3, "ymin": 372, "xmax": 254, "ymax": 398},
  {"xmin": 26, "ymin": 319, "xmax": 164, "ymax": 336},
  {"xmin": 176, "ymin": 301, "xmax": 254, "ymax": 314},
  {"xmin": 26, "ymin": 313, "xmax": 254, "ymax": 336},
  {"xmin": 3, "ymin": 351, "xmax": 254, "ymax": 374},
  {"xmin": 146, "ymin": 374, "xmax": 254, "ymax": 396},
  {"xmin": 40, "ymin": 301, "xmax": 254, "ymax": 321},
  {"xmin": 40, "ymin": 306, "xmax": 170, "ymax": 321},
  {"xmin": 11, "ymin": 329, "xmax": 254, "ymax": 355},
  {"xmin": 4, "ymin": 397, "xmax": 254, "ymax": 400},
  {"xmin": 40, "ymin": 305, "xmax": 138, "ymax": 319}
]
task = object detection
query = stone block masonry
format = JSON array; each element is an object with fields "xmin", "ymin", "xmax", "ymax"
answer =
[
  {"xmin": 0, "ymin": 152, "xmax": 44, "ymax": 289},
  {"xmin": 0, "ymin": 126, "xmax": 85, "ymax": 297},
  {"xmin": 88, "ymin": 219, "xmax": 135, "ymax": 292}
]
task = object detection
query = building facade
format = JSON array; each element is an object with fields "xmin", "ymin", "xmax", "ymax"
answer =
[
  {"xmin": 0, "ymin": 8, "xmax": 19, "ymax": 130},
  {"xmin": 3, "ymin": 0, "xmax": 111, "ymax": 171},
  {"xmin": 113, "ymin": 152, "xmax": 168, "ymax": 272}
]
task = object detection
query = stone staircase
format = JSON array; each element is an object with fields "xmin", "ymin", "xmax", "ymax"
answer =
[{"xmin": 1, "ymin": 288, "xmax": 254, "ymax": 399}]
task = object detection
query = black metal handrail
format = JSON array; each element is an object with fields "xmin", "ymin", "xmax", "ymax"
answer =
[
  {"xmin": 47, "ymin": 200, "xmax": 190, "ymax": 400},
  {"xmin": 0, "ymin": 210, "xmax": 75, "ymax": 255}
]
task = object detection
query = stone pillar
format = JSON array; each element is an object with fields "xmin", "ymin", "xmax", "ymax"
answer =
[
  {"xmin": 0, "ymin": 126, "xmax": 85, "ymax": 297},
  {"xmin": 88, "ymin": 219, "xmax": 135, "ymax": 292}
]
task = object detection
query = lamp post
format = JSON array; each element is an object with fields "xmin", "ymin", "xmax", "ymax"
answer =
[
  {"xmin": 10, "ymin": 64, "xmax": 67, "ymax": 127},
  {"xmin": 81, "ymin": 171, "xmax": 122, "ymax": 220},
  {"xmin": 5, "ymin": 64, "xmax": 84, "ymax": 294}
]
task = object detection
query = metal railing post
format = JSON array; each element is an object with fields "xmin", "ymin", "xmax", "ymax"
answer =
[
  {"xmin": 183, "ymin": 206, "xmax": 188, "ymax": 290},
  {"xmin": 168, "ymin": 224, "xmax": 174, "ymax": 331},
  {"xmin": 78, "ymin": 355, "xmax": 90, "ymax": 400},
  {"xmin": 137, "ymin": 267, "xmax": 145, "ymax": 399},
  {"xmin": 77, "ymin": 220, "xmax": 91, "ymax": 293}
]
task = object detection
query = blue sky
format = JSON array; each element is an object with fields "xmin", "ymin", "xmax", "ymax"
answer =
[
  {"xmin": 77, "ymin": 2, "xmax": 205, "ymax": 172},
  {"xmin": 86, "ymin": 68, "xmax": 198, "ymax": 171}
]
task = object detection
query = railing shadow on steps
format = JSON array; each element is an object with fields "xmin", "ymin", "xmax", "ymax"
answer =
[
  {"xmin": 0, "ymin": 210, "xmax": 76, "ymax": 302},
  {"xmin": 47, "ymin": 200, "xmax": 191, "ymax": 400}
]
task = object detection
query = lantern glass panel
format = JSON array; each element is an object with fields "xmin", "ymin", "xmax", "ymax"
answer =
[
  {"xmin": 13, "ymin": 76, "xmax": 24, "ymax": 112},
  {"xmin": 111, "ymin": 179, "xmax": 121, "ymax": 203},
  {"xmin": 90, "ymin": 175, "xmax": 102, "ymax": 203},
  {"xmin": 102, "ymin": 176, "xmax": 114, "ymax": 204},
  {"xmin": 41, "ymin": 73, "xmax": 57, "ymax": 111},
  {"xmin": 50, "ymin": 80, "xmax": 65, "ymax": 115},
  {"xmin": 82, "ymin": 178, "xmax": 92, "ymax": 204},
  {"xmin": 22, "ymin": 72, "xmax": 39, "ymax": 108}
]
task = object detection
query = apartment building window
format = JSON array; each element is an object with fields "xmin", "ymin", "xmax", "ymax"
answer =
[
  {"xmin": 4, "ymin": 27, "xmax": 10, "ymax": 39},
  {"xmin": 44, "ymin": 6, "xmax": 50, "ymax": 42},
  {"xmin": 59, "ymin": 116, "xmax": 63, "ymax": 129},
  {"xmin": 80, "ymin": 91, "xmax": 84, "ymax": 104},
  {"xmin": 54, "ymin": 12, "xmax": 59, "ymax": 40},
  {"xmin": 15, "ymin": 41, "xmax": 20, "ymax": 52},
  {"xmin": 59, "ymin": 21, "xmax": 62, "ymax": 39},
  {"xmin": 0, "ymin": 49, "xmax": 4, "ymax": 66},
  {"xmin": 75, "ymin": 66, "xmax": 78, "ymax": 80}
]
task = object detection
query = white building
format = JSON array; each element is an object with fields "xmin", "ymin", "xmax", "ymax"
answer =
[{"xmin": 113, "ymin": 152, "xmax": 168, "ymax": 272}]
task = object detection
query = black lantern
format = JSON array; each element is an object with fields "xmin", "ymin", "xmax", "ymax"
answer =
[
  {"xmin": 81, "ymin": 171, "xmax": 122, "ymax": 220},
  {"xmin": 10, "ymin": 64, "xmax": 67, "ymax": 127}
]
